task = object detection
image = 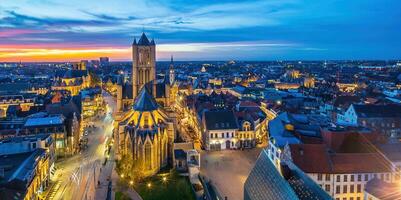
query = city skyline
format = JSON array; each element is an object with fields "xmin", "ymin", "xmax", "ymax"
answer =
[{"xmin": 1, "ymin": 0, "xmax": 401, "ymax": 62}]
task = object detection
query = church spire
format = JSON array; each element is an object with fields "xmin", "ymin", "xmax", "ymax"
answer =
[
  {"xmin": 133, "ymin": 37, "xmax": 137, "ymax": 45},
  {"xmin": 169, "ymin": 55, "xmax": 174, "ymax": 70}
]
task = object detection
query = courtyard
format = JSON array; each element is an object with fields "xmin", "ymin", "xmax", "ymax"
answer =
[
  {"xmin": 135, "ymin": 171, "xmax": 196, "ymax": 200},
  {"xmin": 201, "ymin": 148, "xmax": 263, "ymax": 200}
]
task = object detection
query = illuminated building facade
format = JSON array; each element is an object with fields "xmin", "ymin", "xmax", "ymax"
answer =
[
  {"xmin": 0, "ymin": 95, "xmax": 35, "ymax": 118},
  {"xmin": 117, "ymin": 88, "xmax": 174, "ymax": 176},
  {"xmin": 116, "ymin": 33, "xmax": 178, "ymax": 112},
  {"xmin": 52, "ymin": 61, "xmax": 91, "ymax": 96},
  {"xmin": 114, "ymin": 33, "xmax": 175, "ymax": 176},
  {"xmin": 0, "ymin": 148, "xmax": 51, "ymax": 200}
]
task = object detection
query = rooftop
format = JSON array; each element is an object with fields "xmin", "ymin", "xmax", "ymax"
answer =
[{"xmin": 24, "ymin": 115, "xmax": 64, "ymax": 127}]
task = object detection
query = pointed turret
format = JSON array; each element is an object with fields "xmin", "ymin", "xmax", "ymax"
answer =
[
  {"xmin": 132, "ymin": 37, "xmax": 137, "ymax": 45},
  {"xmin": 150, "ymin": 38, "xmax": 155, "ymax": 45},
  {"xmin": 169, "ymin": 55, "xmax": 174, "ymax": 70}
]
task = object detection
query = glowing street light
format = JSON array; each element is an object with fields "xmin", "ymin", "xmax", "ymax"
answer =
[
  {"xmin": 147, "ymin": 183, "xmax": 152, "ymax": 188},
  {"xmin": 162, "ymin": 177, "xmax": 167, "ymax": 182},
  {"xmin": 130, "ymin": 180, "xmax": 134, "ymax": 185},
  {"xmin": 120, "ymin": 174, "xmax": 124, "ymax": 178}
]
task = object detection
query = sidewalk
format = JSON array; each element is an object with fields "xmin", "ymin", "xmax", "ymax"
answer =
[
  {"xmin": 111, "ymin": 169, "xmax": 143, "ymax": 200},
  {"xmin": 95, "ymin": 150, "xmax": 115, "ymax": 199}
]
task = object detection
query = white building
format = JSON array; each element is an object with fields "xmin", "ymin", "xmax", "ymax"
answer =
[
  {"xmin": 202, "ymin": 110, "xmax": 239, "ymax": 150},
  {"xmin": 283, "ymin": 143, "xmax": 398, "ymax": 200}
]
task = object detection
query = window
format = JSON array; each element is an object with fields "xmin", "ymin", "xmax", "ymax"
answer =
[
  {"xmin": 344, "ymin": 175, "xmax": 348, "ymax": 182},
  {"xmin": 343, "ymin": 185, "xmax": 347, "ymax": 193},
  {"xmin": 364, "ymin": 174, "xmax": 369, "ymax": 181},
  {"xmin": 336, "ymin": 185, "xmax": 340, "ymax": 194},
  {"xmin": 357, "ymin": 184, "xmax": 361, "ymax": 193},
  {"xmin": 357, "ymin": 197, "xmax": 360, "ymax": 200},
  {"xmin": 215, "ymin": 133, "xmax": 218, "ymax": 138},
  {"xmin": 350, "ymin": 197, "xmax": 354, "ymax": 200},
  {"xmin": 351, "ymin": 175, "xmax": 354, "ymax": 182},
  {"xmin": 325, "ymin": 174, "xmax": 331, "ymax": 181},
  {"xmin": 318, "ymin": 174, "xmax": 322, "ymax": 181},
  {"xmin": 357, "ymin": 174, "xmax": 361, "ymax": 182},
  {"xmin": 221, "ymin": 133, "xmax": 224, "ymax": 138},
  {"xmin": 231, "ymin": 132, "xmax": 234, "ymax": 137},
  {"xmin": 350, "ymin": 185, "xmax": 354, "ymax": 193},
  {"xmin": 325, "ymin": 185, "xmax": 330, "ymax": 192},
  {"xmin": 386, "ymin": 173, "xmax": 390, "ymax": 181},
  {"xmin": 31, "ymin": 142, "xmax": 36, "ymax": 149},
  {"xmin": 211, "ymin": 133, "xmax": 214, "ymax": 138},
  {"xmin": 380, "ymin": 174, "xmax": 384, "ymax": 180},
  {"xmin": 226, "ymin": 132, "xmax": 229, "ymax": 138},
  {"xmin": 343, "ymin": 198, "xmax": 346, "ymax": 200},
  {"xmin": 337, "ymin": 175, "xmax": 341, "ymax": 182}
]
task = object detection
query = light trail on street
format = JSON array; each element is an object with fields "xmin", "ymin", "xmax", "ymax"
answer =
[{"xmin": 45, "ymin": 90, "xmax": 116, "ymax": 200}]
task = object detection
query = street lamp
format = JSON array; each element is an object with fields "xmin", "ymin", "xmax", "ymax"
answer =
[
  {"xmin": 147, "ymin": 183, "xmax": 152, "ymax": 188},
  {"xmin": 129, "ymin": 180, "xmax": 134, "ymax": 185},
  {"xmin": 162, "ymin": 177, "xmax": 167, "ymax": 182},
  {"xmin": 120, "ymin": 174, "xmax": 124, "ymax": 178}
]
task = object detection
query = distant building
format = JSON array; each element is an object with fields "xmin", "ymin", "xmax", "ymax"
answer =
[
  {"xmin": 52, "ymin": 61, "xmax": 91, "ymax": 96},
  {"xmin": 21, "ymin": 114, "xmax": 73, "ymax": 156},
  {"xmin": 99, "ymin": 57, "xmax": 109, "ymax": 66},
  {"xmin": 0, "ymin": 94, "xmax": 36, "ymax": 118},
  {"xmin": 337, "ymin": 104, "xmax": 401, "ymax": 139}
]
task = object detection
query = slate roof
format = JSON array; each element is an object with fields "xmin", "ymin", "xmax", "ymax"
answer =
[
  {"xmin": 0, "ymin": 149, "xmax": 47, "ymax": 199},
  {"xmin": 203, "ymin": 110, "xmax": 238, "ymax": 131},
  {"xmin": 137, "ymin": 32, "xmax": 151, "ymax": 46},
  {"xmin": 174, "ymin": 149, "xmax": 187, "ymax": 160},
  {"xmin": 244, "ymin": 149, "xmax": 299, "ymax": 200},
  {"xmin": 133, "ymin": 87, "xmax": 159, "ymax": 111},
  {"xmin": 63, "ymin": 69, "xmax": 88, "ymax": 78},
  {"xmin": 24, "ymin": 115, "xmax": 64, "ymax": 127},
  {"xmin": 353, "ymin": 104, "xmax": 401, "ymax": 118}
]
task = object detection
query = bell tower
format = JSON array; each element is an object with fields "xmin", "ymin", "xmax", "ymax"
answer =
[
  {"xmin": 132, "ymin": 32, "xmax": 156, "ymax": 100},
  {"xmin": 169, "ymin": 55, "xmax": 175, "ymax": 85}
]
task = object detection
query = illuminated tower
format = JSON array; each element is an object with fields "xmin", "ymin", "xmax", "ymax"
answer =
[
  {"xmin": 132, "ymin": 32, "xmax": 156, "ymax": 100},
  {"xmin": 169, "ymin": 55, "xmax": 175, "ymax": 85}
]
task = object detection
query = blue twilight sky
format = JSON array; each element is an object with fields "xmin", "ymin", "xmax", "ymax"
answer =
[{"xmin": 0, "ymin": 0, "xmax": 401, "ymax": 61}]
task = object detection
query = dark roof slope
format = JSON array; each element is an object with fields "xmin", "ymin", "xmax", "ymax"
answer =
[
  {"xmin": 244, "ymin": 150, "xmax": 299, "ymax": 200},
  {"xmin": 133, "ymin": 87, "xmax": 159, "ymax": 111},
  {"xmin": 137, "ymin": 32, "xmax": 150, "ymax": 45},
  {"xmin": 353, "ymin": 104, "xmax": 401, "ymax": 118},
  {"xmin": 203, "ymin": 110, "xmax": 238, "ymax": 130}
]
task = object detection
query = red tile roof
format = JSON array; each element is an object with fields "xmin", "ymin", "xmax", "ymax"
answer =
[{"xmin": 289, "ymin": 143, "xmax": 394, "ymax": 174}]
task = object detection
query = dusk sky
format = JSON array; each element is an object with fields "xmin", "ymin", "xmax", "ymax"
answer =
[{"xmin": 0, "ymin": 0, "xmax": 401, "ymax": 62}]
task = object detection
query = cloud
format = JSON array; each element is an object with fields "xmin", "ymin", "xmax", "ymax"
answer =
[{"xmin": 0, "ymin": 0, "xmax": 400, "ymax": 61}]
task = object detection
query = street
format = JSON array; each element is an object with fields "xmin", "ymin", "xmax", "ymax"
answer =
[
  {"xmin": 200, "ymin": 148, "xmax": 262, "ymax": 200},
  {"xmin": 45, "ymin": 91, "xmax": 116, "ymax": 200}
]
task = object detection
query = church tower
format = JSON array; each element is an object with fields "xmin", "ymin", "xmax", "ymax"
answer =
[
  {"xmin": 132, "ymin": 32, "xmax": 156, "ymax": 100},
  {"xmin": 169, "ymin": 55, "xmax": 175, "ymax": 85}
]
